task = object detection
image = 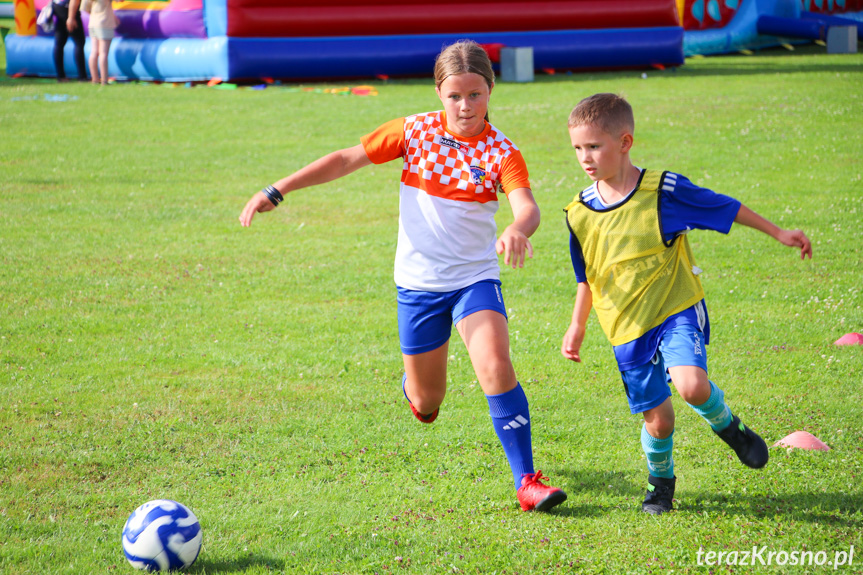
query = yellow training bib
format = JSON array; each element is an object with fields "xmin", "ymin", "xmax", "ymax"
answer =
[{"xmin": 565, "ymin": 170, "xmax": 705, "ymax": 345}]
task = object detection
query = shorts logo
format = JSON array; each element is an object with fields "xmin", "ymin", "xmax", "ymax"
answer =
[
  {"xmin": 439, "ymin": 136, "xmax": 462, "ymax": 151},
  {"xmin": 470, "ymin": 165, "xmax": 487, "ymax": 185},
  {"xmin": 694, "ymin": 333, "xmax": 703, "ymax": 357}
]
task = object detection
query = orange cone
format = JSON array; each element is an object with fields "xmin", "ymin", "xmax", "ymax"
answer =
[{"xmin": 774, "ymin": 431, "xmax": 830, "ymax": 451}]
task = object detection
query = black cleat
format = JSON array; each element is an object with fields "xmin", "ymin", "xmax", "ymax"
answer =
[
  {"xmin": 642, "ymin": 475, "xmax": 676, "ymax": 515},
  {"xmin": 715, "ymin": 415, "xmax": 769, "ymax": 469}
]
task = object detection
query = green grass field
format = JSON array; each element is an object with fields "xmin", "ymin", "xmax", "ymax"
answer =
[{"xmin": 2, "ymin": 45, "xmax": 862, "ymax": 574}]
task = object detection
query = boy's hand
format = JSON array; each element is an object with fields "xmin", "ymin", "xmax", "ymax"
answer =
[
  {"xmin": 561, "ymin": 323, "xmax": 586, "ymax": 363},
  {"xmin": 776, "ymin": 229, "xmax": 813, "ymax": 260},
  {"xmin": 239, "ymin": 192, "xmax": 276, "ymax": 227},
  {"xmin": 496, "ymin": 225, "xmax": 534, "ymax": 269}
]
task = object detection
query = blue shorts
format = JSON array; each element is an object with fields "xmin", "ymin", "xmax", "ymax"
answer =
[
  {"xmin": 397, "ymin": 280, "xmax": 507, "ymax": 355},
  {"xmin": 620, "ymin": 324, "xmax": 709, "ymax": 414}
]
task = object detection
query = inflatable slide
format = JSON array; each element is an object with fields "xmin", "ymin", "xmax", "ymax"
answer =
[{"xmin": 681, "ymin": 0, "xmax": 863, "ymax": 55}]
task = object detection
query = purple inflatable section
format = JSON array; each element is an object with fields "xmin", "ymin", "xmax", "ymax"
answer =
[
  {"xmin": 35, "ymin": 8, "xmax": 205, "ymax": 39},
  {"xmin": 116, "ymin": 9, "xmax": 206, "ymax": 39}
]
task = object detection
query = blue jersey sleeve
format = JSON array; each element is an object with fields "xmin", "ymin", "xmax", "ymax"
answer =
[
  {"xmin": 659, "ymin": 173, "xmax": 742, "ymax": 242},
  {"xmin": 569, "ymin": 232, "xmax": 587, "ymax": 283}
]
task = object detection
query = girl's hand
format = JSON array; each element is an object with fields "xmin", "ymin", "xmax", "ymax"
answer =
[
  {"xmin": 561, "ymin": 323, "xmax": 585, "ymax": 363},
  {"xmin": 67, "ymin": 17, "xmax": 77, "ymax": 31},
  {"xmin": 496, "ymin": 225, "xmax": 533, "ymax": 269},
  {"xmin": 239, "ymin": 192, "xmax": 276, "ymax": 227}
]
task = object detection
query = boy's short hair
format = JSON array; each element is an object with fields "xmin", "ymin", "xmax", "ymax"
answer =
[{"xmin": 568, "ymin": 93, "xmax": 634, "ymax": 137}]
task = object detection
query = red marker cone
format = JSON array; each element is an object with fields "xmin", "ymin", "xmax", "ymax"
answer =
[
  {"xmin": 774, "ymin": 431, "xmax": 830, "ymax": 451},
  {"xmin": 834, "ymin": 332, "xmax": 863, "ymax": 346}
]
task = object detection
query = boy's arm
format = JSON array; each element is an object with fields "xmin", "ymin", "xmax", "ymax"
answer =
[
  {"xmin": 561, "ymin": 282, "xmax": 592, "ymax": 363},
  {"xmin": 734, "ymin": 204, "xmax": 813, "ymax": 260}
]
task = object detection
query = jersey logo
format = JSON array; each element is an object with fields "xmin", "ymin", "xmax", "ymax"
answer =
[
  {"xmin": 439, "ymin": 136, "xmax": 463, "ymax": 151},
  {"xmin": 470, "ymin": 165, "xmax": 487, "ymax": 185}
]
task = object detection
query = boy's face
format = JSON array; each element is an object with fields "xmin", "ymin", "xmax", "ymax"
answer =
[{"xmin": 568, "ymin": 124, "xmax": 630, "ymax": 182}]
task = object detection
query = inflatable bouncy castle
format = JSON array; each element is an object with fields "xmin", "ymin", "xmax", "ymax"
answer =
[
  {"xmin": 4, "ymin": 0, "xmax": 861, "ymax": 82},
  {"xmin": 6, "ymin": 0, "xmax": 684, "ymax": 81}
]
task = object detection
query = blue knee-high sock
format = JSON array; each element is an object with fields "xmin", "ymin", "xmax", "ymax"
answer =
[
  {"xmin": 486, "ymin": 384, "xmax": 535, "ymax": 490},
  {"xmin": 688, "ymin": 380, "xmax": 733, "ymax": 432},
  {"xmin": 641, "ymin": 424, "xmax": 675, "ymax": 479}
]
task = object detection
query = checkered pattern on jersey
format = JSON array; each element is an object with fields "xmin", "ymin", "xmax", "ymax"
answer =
[{"xmin": 401, "ymin": 112, "xmax": 516, "ymax": 204}]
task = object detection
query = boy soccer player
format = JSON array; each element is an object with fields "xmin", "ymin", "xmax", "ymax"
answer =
[{"xmin": 561, "ymin": 93, "xmax": 812, "ymax": 514}]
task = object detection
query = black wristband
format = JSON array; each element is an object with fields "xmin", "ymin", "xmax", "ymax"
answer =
[{"xmin": 262, "ymin": 185, "xmax": 284, "ymax": 206}]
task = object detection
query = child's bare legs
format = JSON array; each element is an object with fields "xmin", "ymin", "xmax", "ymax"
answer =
[
  {"xmin": 641, "ymin": 366, "xmax": 714, "ymax": 473},
  {"xmin": 88, "ymin": 42, "xmax": 99, "ymax": 84},
  {"xmin": 455, "ymin": 309, "xmax": 517, "ymax": 396},
  {"xmin": 403, "ymin": 309, "xmax": 564, "ymax": 509},
  {"xmin": 98, "ymin": 39, "xmax": 111, "ymax": 85},
  {"xmin": 402, "ymin": 341, "xmax": 449, "ymax": 416},
  {"xmin": 402, "ymin": 309, "xmax": 519, "ymax": 416},
  {"xmin": 88, "ymin": 38, "xmax": 111, "ymax": 85},
  {"xmin": 669, "ymin": 365, "xmax": 711, "ymax": 406}
]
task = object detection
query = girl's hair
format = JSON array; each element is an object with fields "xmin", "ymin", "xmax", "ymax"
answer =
[
  {"xmin": 568, "ymin": 93, "xmax": 634, "ymax": 137},
  {"xmin": 433, "ymin": 40, "xmax": 495, "ymax": 89},
  {"xmin": 434, "ymin": 40, "xmax": 495, "ymax": 122}
]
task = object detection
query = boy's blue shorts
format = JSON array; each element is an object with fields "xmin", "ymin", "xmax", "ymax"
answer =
[
  {"xmin": 620, "ymin": 324, "xmax": 708, "ymax": 414},
  {"xmin": 397, "ymin": 280, "xmax": 507, "ymax": 355}
]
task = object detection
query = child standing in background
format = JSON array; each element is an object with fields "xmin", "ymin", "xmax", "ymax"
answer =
[
  {"xmin": 561, "ymin": 93, "xmax": 812, "ymax": 514},
  {"xmin": 69, "ymin": 0, "xmax": 118, "ymax": 85}
]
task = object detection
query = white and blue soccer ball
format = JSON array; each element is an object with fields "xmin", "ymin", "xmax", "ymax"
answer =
[{"xmin": 122, "ymin": 499, "xmax": 202, "ymax": 571}]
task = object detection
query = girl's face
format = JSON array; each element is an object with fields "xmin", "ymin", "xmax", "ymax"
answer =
[{"xmin": 436, "ymin": 73, "xmax": 493, "ymax": 138}]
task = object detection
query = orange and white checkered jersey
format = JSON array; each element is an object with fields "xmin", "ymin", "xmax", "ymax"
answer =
[{"xmin": 361, "ymin": 111, "xmax": 530, "ymax": 292}]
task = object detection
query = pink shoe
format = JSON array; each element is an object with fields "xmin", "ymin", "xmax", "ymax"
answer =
[{"xmin": 517, "ymin": 471, "xmax": 567, "ymax": 511}]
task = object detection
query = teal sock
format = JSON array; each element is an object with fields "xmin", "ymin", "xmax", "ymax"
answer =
[
  {"xmin": 688, "ymin": 380, "xmax": 733, "ymax": 432},
  {"xmin": 641, "ymin": 424, "xmax": 675, "ymax": 479}
]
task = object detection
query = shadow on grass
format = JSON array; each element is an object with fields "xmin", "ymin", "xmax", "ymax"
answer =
[
  {"xmin": 553, "ymin": 466, "xmax": 863, "ymax": 525},
  {"xmin": 191, "ymin": 554, "xmax": 286, "ymax": 573},
  {"xmin": 544, "ymin": 467, "xmax": 642, "ymax": 518},
  {"xmin": 683, "ymin": 491, "xmax": 863, "ymax": 527}
]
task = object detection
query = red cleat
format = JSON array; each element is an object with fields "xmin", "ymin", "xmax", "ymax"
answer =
[
  {"xmin": 517, "ymin": 471, "xmax": 567, "ymax": 512},
  {"xmin": 409, "ymin": 402, "xmax": 438, "ymax": 424}
]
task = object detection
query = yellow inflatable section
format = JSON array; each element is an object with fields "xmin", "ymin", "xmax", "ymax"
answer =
[{"xmin": 14, "ymin": 0, "xmax": 36, "ymax": 36}]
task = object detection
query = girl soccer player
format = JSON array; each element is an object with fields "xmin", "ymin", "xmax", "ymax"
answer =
[{"xmin": 239, "ymin": 40, "xmax": 566, "ymax": 512}]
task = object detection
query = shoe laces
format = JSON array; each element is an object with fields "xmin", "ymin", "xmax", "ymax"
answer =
[{"xmin": 521, "ymin": 470, "xmax": 551, "ymax": 488}]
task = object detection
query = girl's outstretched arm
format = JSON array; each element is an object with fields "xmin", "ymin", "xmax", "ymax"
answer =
[
  {"xmin": 239, "ymin": 144, "xmax": 372, "ymax": 227},
  {"xmin": 734, "ymin": 204, "xmax": 813, "ymax": 260},
  {"xmin": 496, "ymin": 187, "xmax": 540, "ymax": 269}
]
